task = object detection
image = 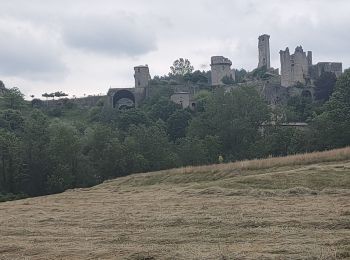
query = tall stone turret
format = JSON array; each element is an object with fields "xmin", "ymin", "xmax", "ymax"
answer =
[
  {"xmin": 210, "ymin": 56, "xmax": 235, "ymax": 86},
  {"xmin": 258, "ymin": 34, "xmax": 271, "ymax": 69},
  {"xmin": 280, "ymin": 46, "xmax": 310, "ymax": 87},
  {"xmin": 307, "ymin": 51, "xmax": 313, "ymax": 66},
  {"xmin": 134, "ymin": 65, "xmax": 151, "ymax": 98}
]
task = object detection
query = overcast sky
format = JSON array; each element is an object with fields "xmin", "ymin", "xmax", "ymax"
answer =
[{"xmin": 0, "ymin": 0, "xmax": 349, "ymax": 98}]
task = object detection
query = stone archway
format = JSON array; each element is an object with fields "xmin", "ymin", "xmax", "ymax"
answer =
[
  {"xmin": 113, "ymin": 89, "xmax": 135, "ymax": 109},
  {"xmin": 301, "ymin": 90, "xmax": 312, "ymax": 99}
]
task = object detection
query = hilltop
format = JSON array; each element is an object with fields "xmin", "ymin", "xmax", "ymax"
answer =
[{"xmin": 0, "ymin": 148, "xmax": 349, "ymax": 259}]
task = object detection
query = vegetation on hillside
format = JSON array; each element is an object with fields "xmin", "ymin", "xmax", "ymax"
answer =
[{"xmin": 0, "ymin": 63, "xmax": 349, "ymax": 201}]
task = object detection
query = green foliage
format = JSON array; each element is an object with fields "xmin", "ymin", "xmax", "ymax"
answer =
[
  {"xmin": 47, "ymin": 121, "xmax": 80, "ymax": 192},
  {"xmin": 193, "ymin": 90, "xmax": 211, "ymax": 112},
  {"xmin": 82, "ymin": 125, "xmax": 125, "ymax": 181},
  {"xmin": 1, "ymin": 87, "xmax": 25, "ymax": 110},
  {"xmin": 170, "ymin": 58, "xmax": 194, "ymax": 76},
  {"xmin": 124, "ymin": 125, "xmax": 178, "ymax": 172},
  {"xmin": 188, "ymin": 86, "xmax": 270, "ymax": 160},
  {"xmin": 147, "ymin": 97, "xmax": 179, "ymax": 122},
  {"xmin": 117, "ymin": 109, "xmax": 151, "ymax": 131},
  {"xmin": 314, "ymin": 72, "xmax": 337, "ymax": 102},
  {"xmin": 0, "ymin": 110, "xmax": 25, "ymax": 134},
  {"xmin": 1, "ymin": 68, "xmax": 349, "ymax": 202},
  {"xmin": 235, "ymin": 69, "xmax": 248, "ymax": 83},
  {"xmin": 54, "ymin": 91, "xmax": 69, "ymax": 98},
  {"xmin": 221, "ymin": 75, "xmax": 235, "ymax": 85},
  {"xmin": 311, "ymin": 69, "xmax": 350, "ymax": 149},
  {"xmin": 256, "ymin": 126, "xmax": 309, "ymax": 157},
  {"xmin": 184, "ymin": 70, "xmax": 209, "ymax": 85},
  {"xmin": 0, "ymin": 129, "xmax": 23, "ymax": 193},
  {"xmin": 167, "ymin": 110, "xmax": 192, "ymax": 141},
  {"xmin": 250, "ymin": 66, "xmax": 267, "ymax": 79},
  {"xmin": 285, "ymin": 95, "xmax": 314, "ymax": 122}
]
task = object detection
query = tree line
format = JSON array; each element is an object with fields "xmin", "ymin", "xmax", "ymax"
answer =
[{"xmin": 0, "ymin": 67, "xmax": 349, "ymax": 201}]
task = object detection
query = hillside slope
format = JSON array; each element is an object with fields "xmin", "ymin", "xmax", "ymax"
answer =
[{"xmin": 1, "ymin": 148, "xmax": 350, "ymax": 259}]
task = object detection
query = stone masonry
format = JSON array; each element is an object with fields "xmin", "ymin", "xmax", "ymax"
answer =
[
  {"xmin": 311, "ymin": 62, "xmax": 343, "ymax": 78},
  {"xmin": 280, "ymin": 44, "xmax": 343, "ymax": 87},
  {"xmin": 280, "ymin": 46, "xmax": 312, "ymax": 87},
  {"xmin": 210, "ymin": 56, "xmax": 235, "ymax": 86},
  {"xmin": 258, "ymin": 34, "xmax": 271, "ymax": 69}
]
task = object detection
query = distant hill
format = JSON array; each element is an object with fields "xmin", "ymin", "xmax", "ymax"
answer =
[{"xmin": 0, "ymin": 147, "xmax": 349, "ymax": 259}]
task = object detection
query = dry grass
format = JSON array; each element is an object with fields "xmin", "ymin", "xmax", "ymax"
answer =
[
  {"xmin": 0, "ymin": 148, "xmax": 350, "ymax": 259},
  {"xmin": 161, "ymin": 146, "xmax": 350, "ymax": 175}
]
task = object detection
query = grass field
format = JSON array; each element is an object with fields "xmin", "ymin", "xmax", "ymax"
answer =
[{"xmin": 0, "ymin": 148, "xmax": 350, "ymax": 259}]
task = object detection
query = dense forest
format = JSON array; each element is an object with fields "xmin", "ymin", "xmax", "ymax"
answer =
[{"xmin": 0, "ymin": 65, "xmax": 350, "ymax": 202}]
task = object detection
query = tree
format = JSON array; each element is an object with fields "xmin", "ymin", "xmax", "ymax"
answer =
[
  {"xmin": 147, "ymin": 97, "xmax": 180, "ymax": 122},
  {"xmin": 285, "ymin": 95, "xmax": 314, "ymax": 122},
  {"xmin": 314, "ymin": 72, "xmax": 337, "ymax": 102},
  {"xmin": 21, "ymin": 110, "xmax": 51, "ymax": 196},
  {"xmin": 82, "ymin": 125, "xmax": 126, "ymax": 181},
  {"xmin": 2, "ymin": 87, "xmax": 25, "ymax": 110},
  {"xmin": 167, "ymin": 110, "xmax": 192, "ymax": 141},
  {"xmin": 0, "ymin": 109, "xmax": 25, "ymax": 134},
  {"xmin": 124, "ymin": 125, "xmax": 178, "ymax": 172},
  {"xmin": 175, "ymin": 135, "xmax": 222, "ymax": 166},
  {"xmin": 47, "ymin": 121, "xmax": 80, "ymax": 193},
  {"xmin": 235, "ymin": 69, "xmax": 248, "ymax": 83},
  {"xmin": 170, "ymin": 58, "xmax": 194, "ymax": 76},
  {"xmin": 0, "ymin": 129, "xmax": 22, "ymax": 193},
  {"xmin": 184, "ymin": 70, "xmax": 209, "ymax": 85},
  {"xmin": 188, "ymin": 86, "xmax": 270, "ymax": 160},
  {"xmin": 117, "ymin": 109, "xmax": 151, "ymax": 131},
  {"xmin": 311, "ymin": 69, "xmax": 350, "ymax": 149},
  {"xmin": 42, "ymin": 93, "xmax": 50, "ymax": 100},
  {"xmin": 221, "ymin": 75, "xmax": 235, "ymax": 85},
  {"xmin": 54, "ymin": 91, "xmax": 69, "ymax": 99}
]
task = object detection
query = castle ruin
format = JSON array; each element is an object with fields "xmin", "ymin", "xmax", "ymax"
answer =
[
  {"xmin": 280, "ymin": 46, "xmax": 342, "ymax": 87},
  {"xmin": 279, "ymin": 46, "xmax": 312, "ymax": 87},
  {"xmin": 210, "ymin": 56, "xmax": 235, "ymax": 86},
  {"xmin": 107, "ymin": 65, "xmax": 151, "ymax": 108},
  {"xmin": 258, "ymin": 34, "xmax": 271, "ymax": 69},
  {"xmin": 311, "ymin": 62, "xmax": 343, "ymax": 79}
]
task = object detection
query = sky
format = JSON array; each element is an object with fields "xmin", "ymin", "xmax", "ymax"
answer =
[{"xmin": 0, "ymin": 0, "xmax": 349, "ymax": 99}]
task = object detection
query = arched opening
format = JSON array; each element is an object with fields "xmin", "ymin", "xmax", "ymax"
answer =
[
  {"xmin": 301, "ymin": 90, "xmax": 312, "ymax": 99},
  {"xmin": 113, "ymin": 90, "xmax": 135, "ymax": 109}
]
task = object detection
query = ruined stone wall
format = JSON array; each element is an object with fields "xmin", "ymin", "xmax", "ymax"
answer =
[
  {"xmin": 280, "ymin": 46, "xmax": 311, "ymax": 87},
  {"xmin": 170, "ymin": 92, "xmax": 193, "ymax": 109},
  {"xmin": 311, "ymin": 62, "xmax": 343, "ymax": 78},
  {"xmin": 210, "ymin": 56, "xmax": 235, "ymax": 86},
  {"xmin": 258, "ymin": 34, "xmax": 270, "ymax": 69},
  {"xmin": 280, "ymin": 48, "xmax": 292, "ymax": 87},
  {"xmin": 0, "ymin": 80, "xmax": 7, "ymax": 96}
]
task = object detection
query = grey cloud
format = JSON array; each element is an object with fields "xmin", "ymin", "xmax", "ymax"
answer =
[
  {"xmin": 0, "ymin": 19, "xmax": 67, "ymax": 81},
  {"xmin": 62, "ymin": 13, "xmax": 157, "ymax": 57}
]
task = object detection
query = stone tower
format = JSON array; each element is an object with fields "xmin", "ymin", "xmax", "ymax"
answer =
[
  {"xmin": 210, "ymin": 56, "xmax": 235, "ymax": 86},
  {"xmin": 280, "ymin": 46, "xmax": 311, "ymax": 87},
  {"xmin": 134, "ymin": 65, "xmax": 151, "ymax": 97},
  {"xmin": 258, "ymin": 34, "xmax": 271, "ymax": 69}
]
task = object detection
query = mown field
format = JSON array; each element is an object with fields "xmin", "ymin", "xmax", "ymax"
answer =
[{"xmin": 0, "ymin": 148, "xmax": 350, "ymax": 259}]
